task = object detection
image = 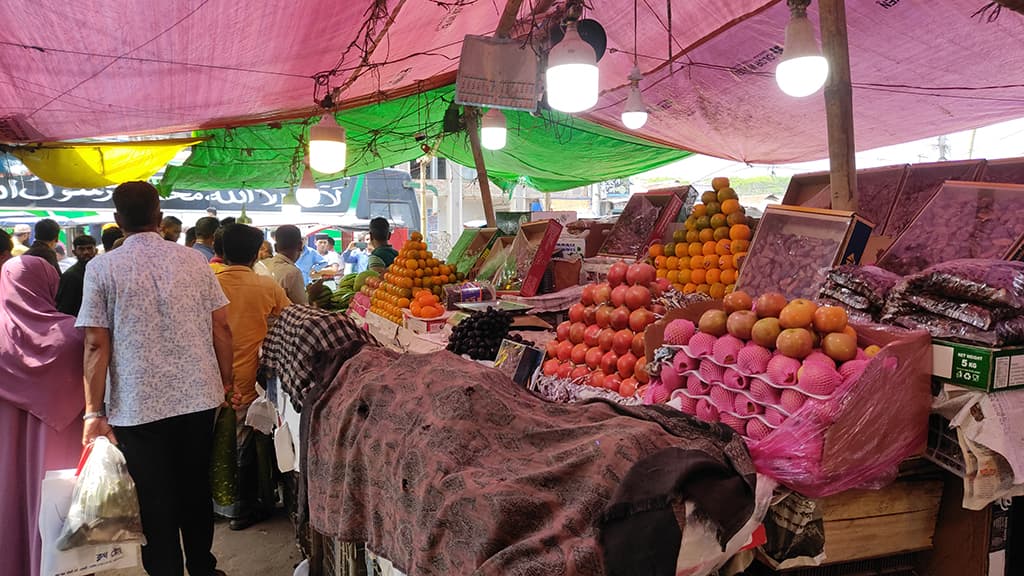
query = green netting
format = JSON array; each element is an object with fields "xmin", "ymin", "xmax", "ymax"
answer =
[{"xmin": 157, "ymin": 85, "xmax": 690, "ymax": 194}]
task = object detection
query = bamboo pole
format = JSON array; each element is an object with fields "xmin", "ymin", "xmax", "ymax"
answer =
[
  {"xmin": 464, "ymin": 109, "xmax": 497, "ymax": 227},
  {"xmin": 819, "ymin": 0, "xmax": 858, "ymax": 211}
]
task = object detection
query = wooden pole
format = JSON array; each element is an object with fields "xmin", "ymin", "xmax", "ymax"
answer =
[
  {"xmin": 819, "ymin": 0, "xmax": 858, "ymax": 211},
  {"xmin": 465, "ymin": 108, "xmax": 497, "ymax": 228}
]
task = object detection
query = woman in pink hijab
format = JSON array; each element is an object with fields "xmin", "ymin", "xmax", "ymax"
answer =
[{"xmin": 0, "ymin": 255, "xmax": 85, "ymax": 576}]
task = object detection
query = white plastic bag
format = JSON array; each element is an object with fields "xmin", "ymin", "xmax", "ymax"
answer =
[
  {"xmin": 56, "ymin": 437, "xmax": 146, "ymax": 550},
  {"xmin": 245, "ymin": 384, "xmax": 277, "ymax": 435},
  {"xmin": 274, "ymin": 419, "xmax": 296, "ymax": 473},
  {"xmin": 39, "ymin": 468, "xmax": 141, "ymax": 576}
]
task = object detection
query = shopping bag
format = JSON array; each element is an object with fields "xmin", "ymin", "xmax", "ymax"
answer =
[
  {"xmin": 56, "ymin": 437, "xmax": 145, "ymax": 551},
  {"xmin": 245, "ymin": 384, "xmax": 277, "ymax": 435},
  {"xmin": 39, "ymin": 469, "xmax": 141, "ymax": 576},
  {"xmin": 210, "ymin": 405, "xmax": 239, "ymax": 506},
  {"xmin": 274, "ymin": 419, "xmax": 296, "ymax": 473}
]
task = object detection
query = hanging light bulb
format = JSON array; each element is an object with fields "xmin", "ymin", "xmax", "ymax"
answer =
[
  {"xmin": 480, "ymin": 108, "xmax": 507, "ymax": 150},
  {"xmin": 776, "ymin": 1, "xmax": 829, "ymax": 98},
  {"xmin": 621, "ymin": 66, "xmax": 648, "ymax": 130},
  {"xmin": 295, "ymin": 165, "xmax": 321, "ymax": 208},
  {"xmin": 545, "ymin": 20, "xmax": 599, "ymax": 113},
  {"xmin": 309, "ymin": 115, "xmax": 347, "ymax": 173},
  {"xmin": 281, "ymin": 192, "xmax": 301, "ymax": 215}
]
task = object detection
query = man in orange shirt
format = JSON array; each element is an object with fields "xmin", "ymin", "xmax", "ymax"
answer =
[{"xmin": 214, "ymin": 224, "xmax": 291, "ymax": 530}]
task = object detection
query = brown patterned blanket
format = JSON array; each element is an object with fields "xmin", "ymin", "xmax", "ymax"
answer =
[{"xmin": 306, "ymin": 347, "xmax": 757, "ymax": 576}]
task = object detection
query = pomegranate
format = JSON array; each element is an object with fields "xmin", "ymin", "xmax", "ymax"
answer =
[
  {"xmin": 580, "ymin": 284, "xmax": 596, "ymax": 306},
  {"xmin": 625, "ymin": 285, "xmax": 652, "ymax": 311},
  {"xmin": 598, "ymin": 328, "xmax": 616, "ymax": 352},
  {"xmin": 610, "ymin": 285, "xmax": 629, "ymax": 308},
  {"xmin": 570, "ymin": 365, "xmax": 591, "ymax": 382},
  {"xmin": 568, "ymin": 303, "xmax": 585, "ymax": 323},
  {"xmin": 612, "ymin": 329, "xmax": 634, "ymax": 355},
  {"xmin": 626, "ymin": 263, "xmax": 657, "ymax": 286},
  {"xmin": 542, "ymin": 358, "xmax": 560, "ymax": 376},
  {"xmin": 568, "ymin": 322, "xmax": 586, "ymax": 344},
  {"xmin": 545, "ymin": 339, "xmax": 559, "ymax": 359},
  {"xmin": 631, "ymin": 332, "xmax": 646, "ymax": 357},
  {"xmin": 585, "ymin": 346, "xmax": 604, "ymax": 369},
  {"xmin": 556, "ymin": 340, "xmax": 574, "ymax": 362},
  {"xmin": 601, "ymin": 351, "xmax": 620, "ymax": 375},
  {"xmin": 571, "ymin": 343, "xmax": 589, "ymax": 365},
  {"xmin": 634, "ymin": 360, "xmax": 650, "ymax": 384},
  {"xmin": 595, "ymin": 305, "xmax": 614, "ymax": 329},
  {"xmin": 582, "ymin": 306, "xmax": 597, "ymax": 326},
  {"xmin": 610, "ymin": 306, "xmax": 631, "ymax": 330},
  {"xmin": 604, "ymin": 374, "xmax": 623, "ymax": 394},
  {"xmin": 593, "ymin": 283, "xmax": 611, "ymax": 305},
  {"xmin": 608, "ymin": 261, "xmax": 629, "ymax": 287},
  {"xmin": 557, "ymin": 362, "xmax": 574, "ymax": 379},
  {"xmin": 628, "ymin": 308, "xmax": 655, "ymax": 332},
  {"xmin": 619, "ymin": 377, "xmax": 638, "ymax": 397},
  {"xmin": 583, "ymin": 324, "xmax": 602, "ymax": 347},
  {"xmin": 591, "ymin": 371, "xmax": 606, "ymax": 389},
  {"xmin": 617, "ymin": 352, "xmax": 638, "ymax": 379},
  {"xmin": 556, "ymin": 321, "xmax": 571, "ymax": 341}
]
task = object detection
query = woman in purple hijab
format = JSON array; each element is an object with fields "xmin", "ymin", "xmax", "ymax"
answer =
[{"xmin": 0, "ymin": 255, "xmax": 85, "ymax": 576}]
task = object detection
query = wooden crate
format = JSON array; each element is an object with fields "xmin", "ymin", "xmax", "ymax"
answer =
[{"xmin": 821, "ymin": 479, "xmax": 943, "ymax": 564}]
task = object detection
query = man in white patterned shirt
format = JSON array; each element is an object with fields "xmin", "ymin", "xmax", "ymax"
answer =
[{"xmin": 78, "ymin": 181, "xmax": 233, "ymax": 576}]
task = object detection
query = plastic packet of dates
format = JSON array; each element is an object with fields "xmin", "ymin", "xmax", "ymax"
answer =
[
  {"xmin": 902, "ymin": 292, "xmax": 1014, "ymax": 330},
  {"xmin": 899, "ymin": 259, "xmax": 1024, "ymax": 309},
  {"xmin": 819, "ymin": 281, "xmax": 872, "ymax": 311},
  {"xmin": 883, "ymin": 306, "xmax": 1024, "ymax": 347},
  {"xmin": 817, "ymin": 296, "xmax": 875, "ymax": 324},
  {"xmin": 826, "ymin": 265, "xmax": 901, "ymax": 309},
  {"xmin": 493, "ymin": 232, "xmax": 539, "ymax": 291},
  {"xmin": 600, "ymin": 195, "xmax": 660, "ymax": 256}
]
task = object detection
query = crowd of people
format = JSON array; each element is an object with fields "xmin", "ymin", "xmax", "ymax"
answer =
[{"xmin": 0, "ymin": 181, "xmax": 403, "ymax": 576}]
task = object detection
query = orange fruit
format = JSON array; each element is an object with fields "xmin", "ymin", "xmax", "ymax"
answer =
[
  {"xmin": 397, "ymin": 297, "xmax": 411, "ymax": 309},
  {"xmin": 688, "ymin": 242, "xmax": 703, "ymax": 257},
  {"xmin": 692, "ymin": 204, "xmax": 708, "ymax": 217},
  {"xmin": 730, "ymin": 224, "xmax": 752, "ymax": 241},
  {"xmin": 720, "ymin": 269, "xmax": 737, "ymax": 285},
  {"xmin": 706, "ymin": 268, "xmax": 722, "ymax": 285},
  {"xmin": 697, "ymin": 283, "xmax": 711, "ymax": 295},
  {"xmin": 731, "ymin": 239, "xmax": 750, "ymax": 254},
  {"xmin": 666, "ymin": 256, "xmax": 679, "ymax": 270},
  {"xmin": 410, "ymin": 232, "xmax": 423, "ymax": 242},
  {"xmin": 685, "ymin": 230, "xmax": 700, "ymax": 243},
  {"xmin": 721, "ymin": 199, "xmax": 741, "ymax": 215},
  {"xmin": 674, "ymin": 243, "xmax": 687, "ymax": 258},
  {"xmin": 727, "ymin": 212, "xmax": 747, "ymax": 227},
  {"xmin": 719, "ymin": 255, "xmax": 735, "ymax": 270},
  {"xmin": 690, "ymin": 268, "xmax": 707, "ymax": 285},
  {"xmin": 649, "ymin": 244, "xmax": 664, "ymax": 258},
  {"xmin": 656, "ymin": 268, "xmax": 668, "ymax": 279},
  {"xmin": 684, "ymin": 216, "xmax": 698, "ymax": 231},
  {"xmin": 733, "ymin": 251, "xmax": 748, "ymax": 270},
  {"xmin": 710, "ymin": 214, "xmax": 727, "ymax": 229},
  {"xmin": 667, "ymin": 270, "xmax": 679, "ymax": 284},
  {"xmin": 407, "ymin": 259, "xmax": 419, "ymax": 270},
  {"xmin": 702, "ymin": 241, "xmax": 717, "ymax": 256},
  {"xmin": 698, "ymin": 228, "xmax": 715, "ymax": 243},
  {"xmin": 715, "ymin": 239, "xmax": 732, "ymax": 256},
  {"xmin": 713, "ymin": 226, "xmax": 731, "ymax": 241},
  {"xmin": 690, "ymin": 255, "xmax": 706, "ymax": 270},
  {"xmin": 709, "ymin": 282, "xmax": 727, "ymax": 299},
  {"xmin": 410, "ymin": 302, "xmax": 422, "ymax": 316},
  {"xmin": 655, "ymin": 255, "xmax": 668, "ymax": 269},
  {"xmin": 673, "ymin": 283, "xmax": 685, "ymax": 293},
  {"xmin": 683, "ymin": 283, "xmax": 697, "ymax": 294}
]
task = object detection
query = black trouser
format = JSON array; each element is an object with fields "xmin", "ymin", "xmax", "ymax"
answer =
[{"xmin": 116, "ymin": 409, "xmax": 218, "ymax": 576}]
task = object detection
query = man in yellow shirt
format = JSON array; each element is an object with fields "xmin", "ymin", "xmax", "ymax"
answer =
[{"xmin": 214, "ymin": 223, "xmax": 291, "ymax": 530}]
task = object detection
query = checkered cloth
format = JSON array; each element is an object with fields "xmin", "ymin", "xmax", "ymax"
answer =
[{"xmin": 261, "ymin": 305, "xmax": 378, "ymax": 411}]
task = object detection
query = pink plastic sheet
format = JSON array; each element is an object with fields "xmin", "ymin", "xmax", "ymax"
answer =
[{"xmin": 0, "ymin": 1, "xmax": 1021, "ymax": 164}]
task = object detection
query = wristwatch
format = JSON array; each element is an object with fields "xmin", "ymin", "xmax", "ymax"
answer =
[{"xmin": 83, "ymin": 410, "xmax": 107, "ymax": 421}]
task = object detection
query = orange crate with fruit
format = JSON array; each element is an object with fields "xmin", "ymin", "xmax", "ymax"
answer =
[{"xmin": 647, "ymin": 177, "xmax": 753, "ymax": 300}]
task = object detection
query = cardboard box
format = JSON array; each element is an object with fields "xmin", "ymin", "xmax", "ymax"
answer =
[
  {"xmin": 496, "ymin": 211, "xmax": 531, "ymax": 235},
  {"xmin": 736, "ymin": 205, "xmax": 874, "ymax": 300},
  {"xmin": 446, "ymin": 228, "xmax": 481, "ymax": 266},
  {"xmin": 599, "ymin": 192, "xmax": 684, "ymax": 259},
  {"xmin": 403, "ymin": 310, "xmax": 450, "ymax": 335},
  {"xmin": 564, "ymin": 220, "xmax": 614, "ymax": 258},
  {"xmin": 448, "ymin": 228, "xmax": 499, "ymax": 279},
  {"xmin": 530, "ymin": 211, "xmax": 577, "ymax": 227},
  {"xmin": 554, "ymin": 230, "xmax": 588, "ymax": 258},
  {"xmin": 493, "ymin": 219, "xmax": 563, "ymax": 297},
  {"xmin": 648, "ymin": 185, "xmax": 699, "ymax": 219},
  {"xmin": 931, "ymin": 340, "xmax": 1024, "ymax": 393}
]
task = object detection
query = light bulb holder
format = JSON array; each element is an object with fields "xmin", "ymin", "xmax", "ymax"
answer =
[
  {"xmin": 620, "ymin": 78, "xmax": 648, "ymax": 130},
  {"xmin": 776, "ymin": 0, "xmax": 828, "ymax": 98},
  {"xmin": 309, "ymin": 115, "xmax": 348, "ymax": 173},
  {"xmin": 281, "ymin": 192, "xmax": 301, "ymax": 215},
  {"xmin": 480, "ymin": 108, "xmax": 507, "ymax": 151}
]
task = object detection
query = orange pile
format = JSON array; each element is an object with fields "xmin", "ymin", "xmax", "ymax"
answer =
[
  {"xmin": 648, "ymin": 177, "xmax": 752, "ymax": 299},
  {"xmin": 409, "ymin": 289, "xmax": 444, "ymax": 318},
  {"xmin": 370, "ymin": 232, "xmax": 457, "ymax": 324}
]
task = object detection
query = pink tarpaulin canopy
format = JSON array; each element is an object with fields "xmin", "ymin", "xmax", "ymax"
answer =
[{"xmin": 1, "ymin": 0, "xmax": 1022, "ymax": 163}]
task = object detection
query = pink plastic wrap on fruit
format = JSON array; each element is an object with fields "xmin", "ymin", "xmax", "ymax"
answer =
[{"xmin": 746, "ymin": 324, "xmax": 932, "ymax": 498}]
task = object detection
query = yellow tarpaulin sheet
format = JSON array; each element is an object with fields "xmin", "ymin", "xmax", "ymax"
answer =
[{"xmin": 12, "ymin": 138, "xmax": 203, "ymax": 189}]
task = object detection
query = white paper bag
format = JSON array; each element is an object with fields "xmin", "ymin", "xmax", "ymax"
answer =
[
  {"xmin": 39, "ymin": 469, "xmax": 140, "ymax": 576},
  {"xmin": 274, "ymin": 420, "xmax": 296, "ymax": 473},
  {"xmin": 245, "ymin": 384, "xmax": 277, "ymax": 435}
]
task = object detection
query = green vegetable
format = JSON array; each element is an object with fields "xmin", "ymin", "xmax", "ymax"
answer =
[{"xmin": 209, "ymin": 407, "xmax": 238, "ymax": 507}]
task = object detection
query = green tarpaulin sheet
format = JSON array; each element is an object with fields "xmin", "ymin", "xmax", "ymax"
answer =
[{"xmin": 158, "ymin": 85, "xmax": 690, "ymax": 194}]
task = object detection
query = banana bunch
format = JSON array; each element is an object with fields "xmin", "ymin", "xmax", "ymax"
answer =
[{"xmin": 307, "ymin": 280, "xmax": 334, "ymax": 309}]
